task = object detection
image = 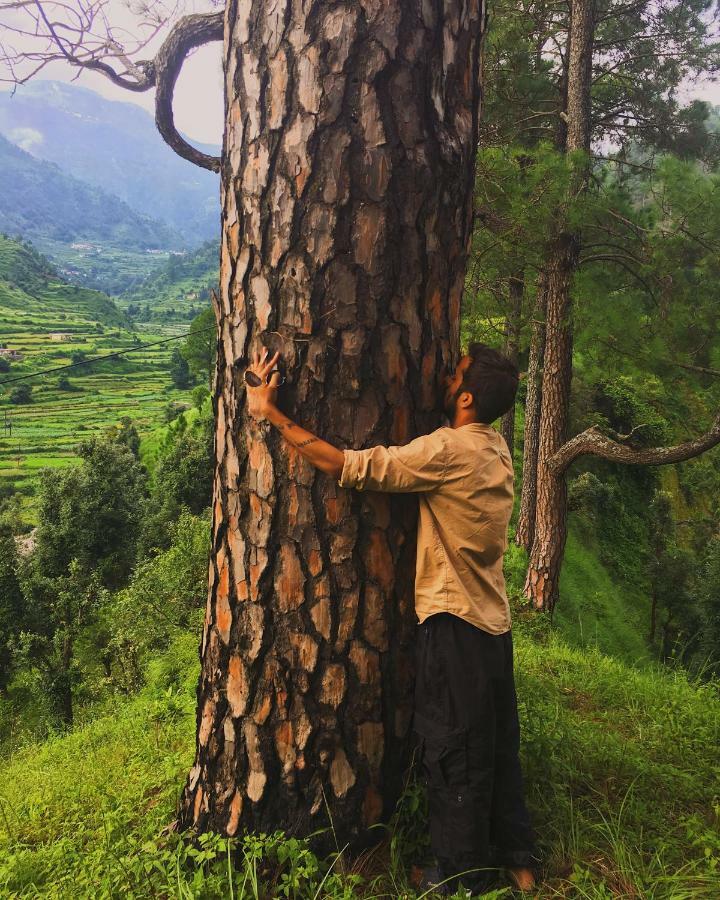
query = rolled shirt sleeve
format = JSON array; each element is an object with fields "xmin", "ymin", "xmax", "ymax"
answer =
[{"xmin": 337, "ymin": 430, "xmax": 448, "ymax": 493}]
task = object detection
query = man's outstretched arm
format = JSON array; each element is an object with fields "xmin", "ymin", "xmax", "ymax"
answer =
[
  {"xmin": 245, "ymin": 348, "xmax": 344, "ymax": 479},
  {"xmin": 244, "ymin": 348, "xmax": 447, "ymax": 491}
]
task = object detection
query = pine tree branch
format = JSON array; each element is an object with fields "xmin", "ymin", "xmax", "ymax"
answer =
[
  {"xmin": 549, "ymin": 414, "xmax": 720, "ymax": 475},
  {"xmin": 153, "ymin": 11, "xmax": 223, "ymax": 172}
]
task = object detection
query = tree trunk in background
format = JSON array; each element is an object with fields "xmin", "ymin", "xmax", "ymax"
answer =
[
  {"xmin": 178, "ymin": 0, "xmax": 486, "ymax": 851},
  {"xmin": 523, "ymin": 237, "xmax": 577, "ymax": 607},
  {"xmin": 649, "ymin": 588, "xmax": 658, "ymax": 642},
  {"xmin": 524, "ymin": 0, "xmax": 594, "ymax": 610},
  {"xmin": 58, "ymin": 629, "xmax": 74, "ymax": 727},
  {"xmin": 515, "ymin": 274, "xmax": 546, "ymax": 552},
  {"xmin": 501, "ymin": 273, "xmax": 523, "ymax": 458}
]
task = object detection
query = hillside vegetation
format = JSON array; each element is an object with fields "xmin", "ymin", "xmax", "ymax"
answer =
[
  {"xmin": 0, "ymin": 236, "xmax": 195, "ymax": 522},
  {"xmin": 120, "ymin": 239, "xmax": 219, "ymax": 323}
]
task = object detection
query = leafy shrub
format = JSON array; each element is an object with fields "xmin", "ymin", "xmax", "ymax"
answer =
[
  {"xmin": 100, "ymin": 511, "xmax": 210, "ymax": 693},
  {"xmin": 9, "ymin": 383, "xmax": 31, "ymax": 404}
]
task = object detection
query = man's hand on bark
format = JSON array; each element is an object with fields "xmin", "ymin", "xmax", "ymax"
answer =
[
  {"xmin": 243, "ymin": 347, "xmax": 344, "ymax": 478},
  {"xmin": 245, "ymin": 348, "xmax": 282, "ymax": 420}
]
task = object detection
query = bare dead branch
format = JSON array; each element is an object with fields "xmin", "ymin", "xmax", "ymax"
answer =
[
  {"xmin": 153, "ymin": 10, "xmax": 222, "ymax": 171},
  {"xmin": 0, "ymin": 1, "xmax": 223, "ymax": 170},
  {"xmin": 548, "ymin": 414, "xmax": 720, "ymax": 475},
  {"xmin": 0, "ymin": 0, "xmax": 178, "ymax": 91}
]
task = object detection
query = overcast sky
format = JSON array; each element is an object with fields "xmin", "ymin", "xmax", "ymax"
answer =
[
  {"xmin": 28, "ymin": 43, "xmax": 226, "ymax": 146},
  {"xmin": 1, "ymin": 1, "xmax": 718, "ymax": 146},
  {"xmin": 0, "ymin": 0, "xmax": 224, "ymax": 145}
]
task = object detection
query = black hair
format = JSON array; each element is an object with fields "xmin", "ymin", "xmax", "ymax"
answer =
[{"xmin": 459, "ymin": 343, "xmax": 520, "ymax": 424}]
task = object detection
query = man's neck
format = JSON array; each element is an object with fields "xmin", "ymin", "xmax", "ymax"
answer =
[{"xmin": 449, "ymin": 411, "xmax": 483, "ymax": 429}]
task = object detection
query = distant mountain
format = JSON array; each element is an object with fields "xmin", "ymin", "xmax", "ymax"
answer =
[
  {"xmin": 0, "ymin": 133, "xmax": 183, "ymax": 251},
  {"xmin": 0, "ymin": 81, "xmax": 220, "ymax": 245}
]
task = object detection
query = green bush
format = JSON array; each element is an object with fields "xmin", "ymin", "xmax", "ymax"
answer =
[
  {"xmin": 9, "ymin": 383, "xmax": 31, "ymax": 404},
  {"xmin": 100, "ymin": 510, "xmax": 210, "ymax": 693}
]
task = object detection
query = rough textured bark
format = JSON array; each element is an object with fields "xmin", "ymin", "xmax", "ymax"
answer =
[
  {"xmin": 523, "ymin": 236, "xmax": 578, "ymax": 608},
  {"xmin": 524, "ymin": 0, "xmax": 594, "ymax": 609},
  {"xmin": 500, "ymin": 273, "xmax": 523, "ymax": 458},
  {"xmin": 515, "ymin": 274, "xmax": 546, "ymax": 552},
  {"xmin": 178, "ymin": 0, "xmax": 486, "ymax": 851}
]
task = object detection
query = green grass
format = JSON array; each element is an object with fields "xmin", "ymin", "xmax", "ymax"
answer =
[
  {"xmin": 0, "ymin": 616, "xmax": 717, "ymax": 898},
  {"xmin": 554, "ymin": 526, "xmax": 653, "ymax": 668},
  {"xmin": 504, "ymin": 525, "xmax": 653, "ymax": 672}
]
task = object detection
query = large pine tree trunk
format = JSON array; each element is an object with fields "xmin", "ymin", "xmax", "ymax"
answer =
[
  {"xmin": 178, "ymin": 0, "xmax": 486, "ymax": 851},
  {"xmin": 515, "ymin": 274, "xmax": 546, "ymax": 551},
  {"xmin": 523, "ymin": 0, "xmax": 594, "ymax": 608}
]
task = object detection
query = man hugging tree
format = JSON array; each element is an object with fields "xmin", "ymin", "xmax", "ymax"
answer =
[{"xmin": 245, "ymin": 343, "xmax": 539, "ymax": 895}]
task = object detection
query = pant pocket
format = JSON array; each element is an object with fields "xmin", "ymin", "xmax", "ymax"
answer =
[
  {"xmin": 429, "ymin": 781, "xmax": 492, "ymax": 886},
  {"xmin": 414, "ymin": 712, "xmax": 468, "ymax": 787},
  {"xmin": 416, "ymin": 722, "xmax": 475, "ymax": 862}
]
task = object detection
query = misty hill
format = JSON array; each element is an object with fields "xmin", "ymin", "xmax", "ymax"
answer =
[
  {"xmin": 0, "ymin": 133, "xmax": 183, "ymax": 253},
  {"xmin": 0, "ymin": 81, "xmax": 220, "ymax": 245}
]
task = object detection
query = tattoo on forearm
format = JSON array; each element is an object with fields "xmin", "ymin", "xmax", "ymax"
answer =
[{"xmin": 270, "ymin": 418, "xmax": 316, "ymax": 449}]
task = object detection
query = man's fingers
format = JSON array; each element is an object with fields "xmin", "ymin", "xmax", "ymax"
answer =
[
  {"xmin": 259, "ymin": 350, "xmax": 280, "ymax": 377},
  {"xmin": 247, "ymin": 348, "xmax": 280, "ymax": 381}
]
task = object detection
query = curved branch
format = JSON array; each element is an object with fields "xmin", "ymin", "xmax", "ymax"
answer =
[
  {"xmin": 154, "ymin": 11, "xmax": 223, "ymax": 172},
  {"xmin": 578, "ymin": 253, "xmax": 659, "ymax": 304},
  {"xmin": 30, "ymin": 0, "xmax": 158, "ymax": 92},
  {"xmin": 20, "ymin": 5, "xmax": 224, "ymax": 170},
  {"xmin": 548, "ymin": 414, "xmax": 720, "ymax": 475}
]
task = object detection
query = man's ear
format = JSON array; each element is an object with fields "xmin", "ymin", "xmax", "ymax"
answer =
[{"xmin": 458, "ymin": 390, "xmax": 474, "ymax": 409}]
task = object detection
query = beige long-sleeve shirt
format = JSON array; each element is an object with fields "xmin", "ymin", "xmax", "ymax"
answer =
[{"xmin": 338, "ymin": 422, "xmax": 514, "ymax": 635}]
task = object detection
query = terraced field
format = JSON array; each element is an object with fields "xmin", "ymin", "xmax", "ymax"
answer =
[
  {"xmin": 0, "ymin": 236, "xmax": 194, "ymax": 525},
  {"xmin": 119, "ymin": 239, "xmax": 218, "ymax": 320}
]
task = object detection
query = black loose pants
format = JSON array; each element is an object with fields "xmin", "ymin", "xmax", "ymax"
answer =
[{"xmin": 414, "ymin": 613, "xmax": 538, "ymax": 895}]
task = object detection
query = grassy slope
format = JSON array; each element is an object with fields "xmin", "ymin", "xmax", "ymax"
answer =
[
  {"xmin": 504, "ymin": 528, "xmax": 653, "ymax": 673},
  {"xmin": 556, "ymin": 528, "xmax": 653, "ymax": 667},
  {"xmin": 0, "ymin": 236, "xmax": 192, "ymax": 524},
  {"xmin": 0, "ymin": 611, "xmax": 717, "ymax": 898}
]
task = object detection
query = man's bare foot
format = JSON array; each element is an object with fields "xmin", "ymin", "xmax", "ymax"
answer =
[{"xmin": 507, "ymin": 866, "xmax": 536, "ymax": 891}]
